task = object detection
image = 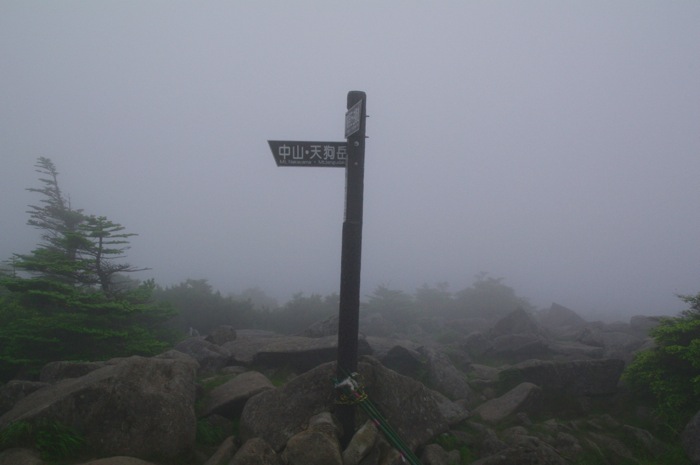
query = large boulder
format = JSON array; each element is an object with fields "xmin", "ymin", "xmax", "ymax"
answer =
[
  {"xmin": 0, "ymin": 381, "xmax": 48, "ymax": 417},
  {"xmin": 418, "ymin": 346, "xmax": 472, "ymax": 401},
  {"xmin": 200, "ymin": 370, "xmax": 275, "ymax": 418},
  {"xmin": 491, "ymin": 308, "xmax": 542, "ymax": 338},
  {"xmin": 240, "ymin": 357, "xmax": 466, "ymax": 451},
  {"xmin": 0, "ymin": 448, "xmax": 44, "ymax": 465},
  {"xmin": 252, "ymin": 335, "xmax": 372, "ymax": 373},
  {"xmin": 683, "ymin": 410, "xmax": 700, "ymax": 465},
  {"xmin": 474, "ymin": 382, "xmax": 542, "ymax": 424},
  {"xmin": 536, "ymin": 303, "xmax": 586, "ymax": 330},
  {"xmin": 206, "ymin": 325, "xmax": 238, "ymax": 346},
  {"xmin": 230, "ymin": 438, "xmax": 281, "ymax": 465},
  {"xmin": 488, "ymin": 309, "xmax": 551, "ymax": 362},
  {"xmin": 0, "ymin": 356, "xmax": 198, "ymax": 461},
  {"xmin": 174, "ymin": 337, "xmax": 232, "ymax": 374},
  {"xmin": 223, "ymin": 330, "xmax": 285, "ymax": 365},
  {"xmin": 39, "ymin": 361, "xmax": 105, "ymax": 383},
  {"xmin": 281, "ymin": 412, "xmax": 342, "ymax": 465},
  {"xmin": 498, "ymin": 359, "xmax": 625, "ymax": 397}
]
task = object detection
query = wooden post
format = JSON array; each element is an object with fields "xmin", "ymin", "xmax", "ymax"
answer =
[{"xmin": 336, "ymin": 90, "xmax": 367, "ymax": 445}]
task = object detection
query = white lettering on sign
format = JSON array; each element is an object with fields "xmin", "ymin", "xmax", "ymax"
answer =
[{"xmin": 268, "ymin": 141, "xmax": 347, "ymax": 167}]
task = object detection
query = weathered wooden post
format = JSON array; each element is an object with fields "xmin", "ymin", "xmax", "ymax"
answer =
[
  {"xmin": 267, "ymin": 91, "xmax": 368, "ymax": 444},
  {"xmin": 335, "ymin": 91, "xmax": 367, "ymax": 442}
]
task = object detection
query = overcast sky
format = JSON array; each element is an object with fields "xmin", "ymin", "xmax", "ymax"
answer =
[{"xmin": 2, "ymin": 1, "xmax": 699, "ymax": 320}]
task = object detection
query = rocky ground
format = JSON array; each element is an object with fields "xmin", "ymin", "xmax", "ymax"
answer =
[{"xmin": 0, "ymin": 304, "xmax": 698, "ymax": 465}]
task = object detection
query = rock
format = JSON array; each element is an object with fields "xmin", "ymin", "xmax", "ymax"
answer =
[
  {"xmin": 174, "ymin": 337, "xmax": 232, "ymax": 374},
  {"xmin": 343, "ymin": 420, "xmax": 379, "ymax": 465},
  {"xmin": 76, "ymin": 458, "xmax": 159, "ymax": 465},
  {"xmin": 461, "ymin": 332, "xmax": 493, "ymax": 358},
  {"xmin": 282, "ymin": 413, "xmax": 342, "ymax": 465},
  {"xmin": 203, "ymin": 435, "xmax": 238, "ymax": 465},
  {"xmin": 240, "ymin": 357, "xmax": 460, "ymax": 451},
  {"xmin": 0, "ymin": 380, "xmax": 48, "ymax": 417},
  {"xmin": 622, "ymin": 425, "xmax": 666, "ymax": 458},
  {"xmin": 0, "ymin": 448, "xmax": 44, "ymax": 465},
  {"xmin": 547, "ymin": 340, "xmax": 604, "ymax": 360},
  {"xmin": 629, "ymin": 315, "xmax": 663, "ymax": 336},
  {"xmin": 420, "ymin": 443, "xmax": 459, "ymax": 465},
  {"xmin": 381, "ymin": 345, "xmax": 424, "ymax": 379},
  {"xmin": 223, "ymin": 330, "xmax": 285, "ymax": 365},
  {"xmin": 201, "ymin": 370, "xmax": 274, "ymax": 417},
  {"xmin": 39, "ymin": 361, "xmax": 104, "ymax": 382},
  {"xmin": 418, "ymin": 346, "xmax": 472, "ymax": 401},
  {"xmin": 0, "ymin": 356, "xmax": 198, "ymax": 461},
  {"xmin": 491, "ymin": 308, "xmax": 542, "ymax": 338},
  {"xmin": 536, "ymin": 303, "xmax": 586, "ymax": 330},
  {"xmin": 474, "ymin": 382, "xmax": 541, "ymax": 424},
  {"xmin": 490, "ymin": 334, "xmax": 551, "ymax": 362},
  {"xmin": 471, "ymin": 434, "xmax": 568, "ymax": 465},
  {"xmin": 682, "ymin": 410, "xmax": 700, "ymax": 465},
  {"xmin": 230, "ymin": 438, "xmax": 282, "ymax": 465},
  {"xmin": 206, "ymin": 325, "xmax": 237, "ymax": 345},
  {"xmin": 499, "ymin": 359, "xmax": 625, "ymax": 397},
  {"xmin": 252, "ymin": 335, "xmax": 372, "ymax": 373},
  {"xmin": 301, "ymin": 315, "xmax": 339, "ymax": 337}
]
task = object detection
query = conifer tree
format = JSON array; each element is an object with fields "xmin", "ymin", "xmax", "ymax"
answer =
[{"xmin": 0, "ymin": 158, "xmax": 176, "ymax": 381}]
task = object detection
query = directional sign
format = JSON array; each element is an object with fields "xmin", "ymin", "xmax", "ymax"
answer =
[
  {"xmin": 344, "ymin": 99, "xmax": 362, "ymax": 138},
  {"xmin": 268, "ymin": 141, "xmax": 347, "ymax": 167}
]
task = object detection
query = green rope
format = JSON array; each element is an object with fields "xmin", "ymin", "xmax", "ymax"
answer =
[{"xmin": 334, "ymin": 371, "xmax": 423, "ymax": 465}]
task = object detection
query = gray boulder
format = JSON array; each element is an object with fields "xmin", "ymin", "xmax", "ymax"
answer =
[
  {"xmin": 0, "ymin": 448, "xmax": 44, "ymax": 465},
  {"xmin": 461, "ymin": 332, "xmax": 493, "ymax": 358},
  {"xmin": 301, "ymin": 315, "xmax": 339, "ymax": 337},
  {"xmin": 174, "ymin": 337, "xmax": 232, "ymax": 374},
  {"xmin": 206, "ymin": 325, "xmax": 237, "ymax": 345},
  {"xmin": 200, "ymin": 370, "xmax": 274, "ymax": 418},
  {"xmin": 420, "ymin": 443, "xmax": 460, "ymax": 465},
  {"xmin": 240, "ymin": 357, "xmax": 465, "ymax": 451},
  {"xmin": 536, "ymin": 303, "xmax": 586, "ymax": 330},
  {"xmin": 281, "ymin": 412, "xmax": 342, "ymax": 465},
  {"xmin": 76, "ymin": 458, "xmax": 159, "ymax": 465},
  {"xmin": 39, "ymin": 361, "xmax": 105, "ymax": 383},
  {"xmin": 252, "ymin": 335, "xmax": 372, "ymax": 373},
  {"xmin": 683, "ymin": 410, "xmax": 700, "ymax": 465},
  {"xmin": 474, "ymin": 382, "xmax": 542, "ymax": 424},
  {"xmin": 490, "ymin": 334, "xmax": 551, "ymax": 362},
  {"xmin": 202, "ymin": 435, "xmax": 238, "ymax": 465},
  {"xmin": 418, "ymin": 346, "xmax": 472, "ymax": 401},
  {"xmin": 230, "ymin": 438, "xmax": 281, "ymax": 465},
  {"xmin": 0, "ymin": 356, "xmax": 198, "ymax": 461},
  {"xmin": 0, "ymin": 380, "xmax": 48, "ymax": 417},
  {"xmin": 343, "ymin": 420, "xmax": 379, "ymax": 465},
  {"xmin": 380, "ymin": 345, "xmax": 424, "ymax": 379},
  {"xmin": 498, "ymin": 359, "xmax": 625, "ymax": 397},
  {"xmin": 223, "ymin": 329, "xmax": 285, "ymax": 365},
  {"xmin": 491, "ymin": 308, "xmax": 542, "ymax": 338}
]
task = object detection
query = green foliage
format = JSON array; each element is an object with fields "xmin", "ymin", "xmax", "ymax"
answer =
[
  {"xmin": 454, "ymin": 272, "xmax": 534, "ymax": 321},
  {"xmin": 623, "ymin": 291, "xmax": 700, "ymax": 427},
  {"xmin": 196, "ymin": 419, "xmax": 229, "ymax": 447},
  {"xmin": 433, "ymin": 433, "xmax": 475, "ymax": 464},
  {"xmin": 0, "ymin": 419, "xmax": 85, "ymax": 461},
  {"xmin": 154, "ymin": 279, "xmax": 258, "ymax": 335},
  {"xmin": 0, "ymin": 158, "xmax": 177, "ymax": 381}
]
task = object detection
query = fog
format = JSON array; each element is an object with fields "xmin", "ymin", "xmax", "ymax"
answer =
[{"xmin": 2, "ymin": 2, "xmax": 699, "ymax": 321}]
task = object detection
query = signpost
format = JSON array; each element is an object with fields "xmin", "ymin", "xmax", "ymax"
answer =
[
  {"xmin": 268, "ymin": 141, "xmax": 348, "ymax": 167},
  {"xmin": 267, "ymin": 91, "xmax": 367, "ymax": 444}
]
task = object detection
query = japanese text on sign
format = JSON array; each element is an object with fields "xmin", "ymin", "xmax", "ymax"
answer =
[{"xmin": 268, "ymin": 141, "xmax": 347, "ymax": 167}]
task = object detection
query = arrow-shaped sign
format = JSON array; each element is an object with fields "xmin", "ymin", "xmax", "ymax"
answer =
[{"xmin": 268, "ymin": 140, "xmax": 347, "ymax": 167}]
